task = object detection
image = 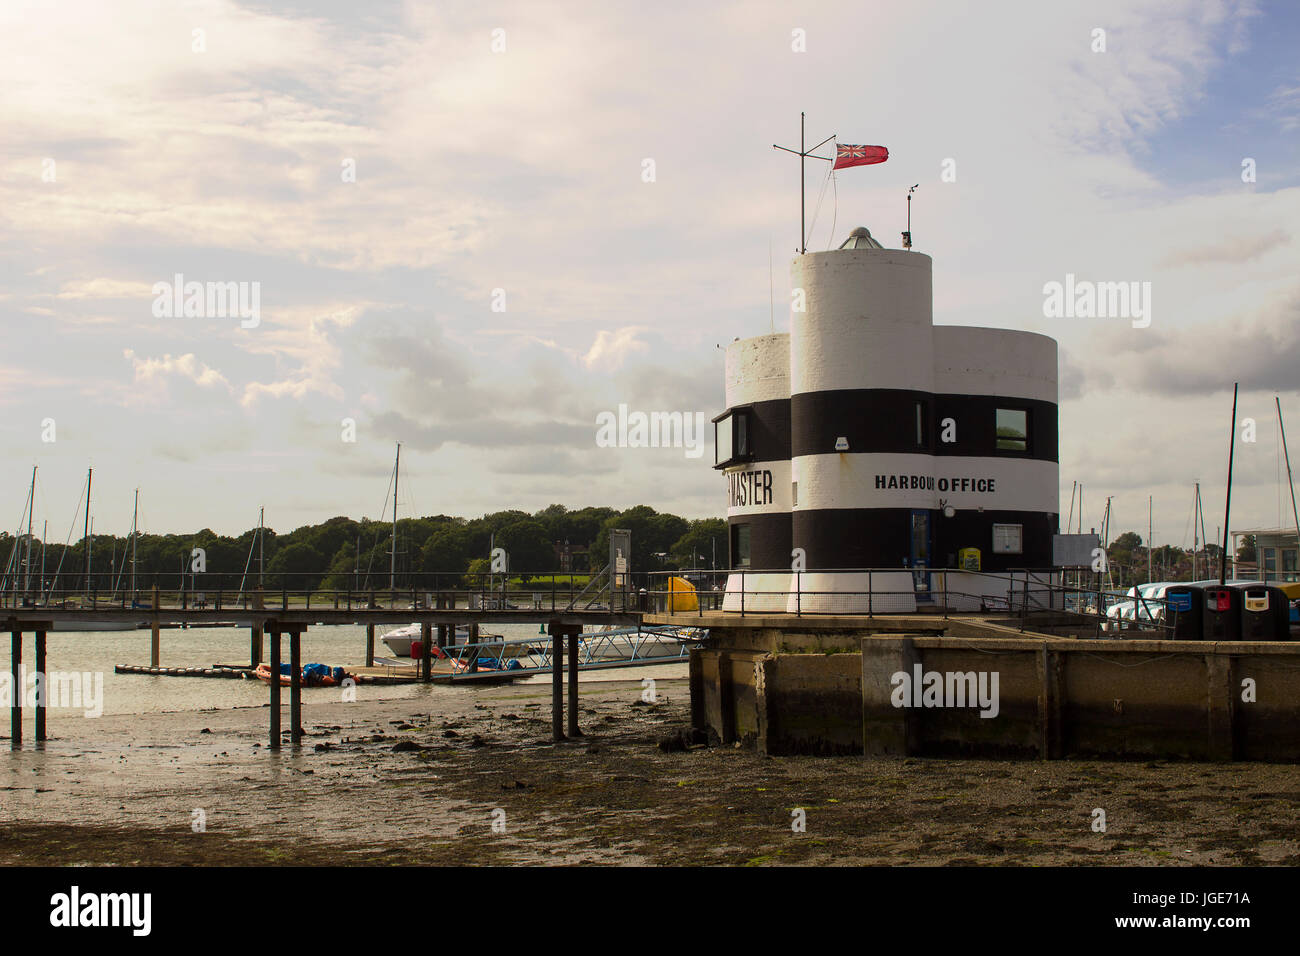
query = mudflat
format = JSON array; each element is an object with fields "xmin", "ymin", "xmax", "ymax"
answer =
[{"xmin": 1, "ymin": 677, "xmax": 1297, "ymax": 866}]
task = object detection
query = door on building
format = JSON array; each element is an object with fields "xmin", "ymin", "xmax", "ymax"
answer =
[{"xmin": 910, "ymin": 510, "xmax": 932, "ymax": 600}]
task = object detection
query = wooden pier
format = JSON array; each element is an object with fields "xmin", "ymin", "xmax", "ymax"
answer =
[{"xmin": 3, "ymin": 599, "xmax": 639, "ymax": 751}]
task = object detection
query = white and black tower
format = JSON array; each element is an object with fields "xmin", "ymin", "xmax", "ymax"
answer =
[{"xmin": 715, "ymin": 226, "xmax": 1059, "ymax": 611}]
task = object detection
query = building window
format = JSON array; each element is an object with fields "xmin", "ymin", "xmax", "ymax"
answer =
[
  {"xmin": 995, "ymin": 408, "xmax": 1029, "ymax": 452},
  {"xmin": 992, "ymin": 523, "xmax": 1023, "ymax": 554},
  {"xmin": 1262, "ymin": 547, "xmax": 1276, "ymax": 578},
  {"xmin": 713, "ymin": 409, "xmax": 752, "ymax": 468},
  {"xmin": 715, "ymin": 416, "xmax": 732, "ymax": 465},
  {"xmin": 731, "ymin": 523, "xmax": 751, "ymax": 568}
]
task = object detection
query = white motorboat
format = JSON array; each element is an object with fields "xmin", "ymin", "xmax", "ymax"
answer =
[
  {"xmin": 380, "ymin": 623, "xmax": 498, "ymax": 657},
  {"xmin": 53, "ymin": 620, "xmax": 140, "ymax": 632}
]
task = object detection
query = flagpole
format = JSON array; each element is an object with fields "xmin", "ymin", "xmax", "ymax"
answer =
[{"xmin": 774, "ymin": 114, "xmax": 836, "ymax": 256}]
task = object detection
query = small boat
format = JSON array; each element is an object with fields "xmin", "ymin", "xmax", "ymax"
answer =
[
  {"xmin": 254, "ymin": 663, "xmax": 351, "ymax": 686},
  {"xmin": 380, "ymin": 623, "xmax": 501, "ymax": 657},
  {"xmin": 53, "ymin": 620, "xmax": 140, "ymax": 632}
]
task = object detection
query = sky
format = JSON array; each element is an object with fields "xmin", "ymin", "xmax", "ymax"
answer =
[{"xmin": 0, "ymin": 0, "xmax": 1297, "ymax": 551}]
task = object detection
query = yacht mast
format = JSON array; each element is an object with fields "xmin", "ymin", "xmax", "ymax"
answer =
[
  {"xmin": 258, "ymin": 506, "xmax": 264, "ymax": 590},
  {"xmin": 390, "ymin": 443, "xmax": 400, "ymax": 593},
  {"xmin": 1277, "ymin": 397, "xmax": 1300, "ymax": 580},
  {"xmin": 83, "ymin": 467, "xmax": 93, "ymax": 593},
  {"xmin": 130, "ymin": 488, "xmax": 139, "ymax": 601},
  {"xmin": 24, "ymin": 466, "xmax": 36, "ymax": 599}
]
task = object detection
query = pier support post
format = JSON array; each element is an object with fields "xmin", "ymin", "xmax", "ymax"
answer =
[
  {"xmin": 421, "ymin": 622, "xmax": 432, "ymax": 681},
  {"xmin": 35, "ymin": 629, "xmax": 46, "ymax": 744},
  {"xmin": 567, "ymin": 627, "xmax": 580, "ymax": 737},
  {"xmin": 365, "ymin": 623, "xmax": 374, "ymax": 668},
  {"xmin": 150, "ymin": 584, "xmax": 161, "ymax": 667},
  {"xmin": 290, "ymin": 630, "xmax": 302, "ymax": 746},
  {"xmin": 549, "ymin": 620, "xmax": 565, "ymax": 741},
  {"xmin": 1206, "ymin": 653, "xmax": 1235, "ymax": 762},
  {"xmin": 250, "ymin": 624, "xmax": 263, "ymax": 667},
  {"xmin": 10, "ymin": 629, "xmax": 21, "ymax": 750},
  {"xmin": 269, "ymin": 627, "xmax": 281, "ymax": 751},
  {"xmin": 1036, "ymin": 643, "xmax": 1063, "ymax": 760}
]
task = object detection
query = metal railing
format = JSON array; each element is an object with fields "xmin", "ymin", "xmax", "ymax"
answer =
[
  {"xmin": 0, "ymin": 571, "xmax": 639, "ymax": 615},
  {"xmin": 406, "ymin": 625, "xmax": 707, "ymax": 680},
  {"xmin": 641, "ymin": 567, "xmax": 1179, "ymax": 638}
]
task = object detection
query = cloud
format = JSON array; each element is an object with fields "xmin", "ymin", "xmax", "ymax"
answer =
[
  {"xmin": 581, "ymin": 327, "xmax": 648, "ymax": 371},
  {"xmin": 1071, "ymin": 292, "xmax": 1300, "ymax": 398},
  {"xmin": 123, "ymin": 349, "xmax": 231, "ymax": 391},
  {"xmin": 1158, "ymin": 229, "xmax": 1291, "ymax": 269}
]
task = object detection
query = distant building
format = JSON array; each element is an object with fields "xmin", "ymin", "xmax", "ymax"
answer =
[
  {"xmin": 1231, "ymin": 528, "xmax": 1299, "ymax": 583},
  {"xmin": 553, "ymin": 540, "xmax": 588, "ymax": 574},
  {"xmin": 713, "ymin": 226, "xmax": 1059, "ymax": 611}
]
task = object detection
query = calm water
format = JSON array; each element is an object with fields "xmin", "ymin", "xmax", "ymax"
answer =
[{"xmin": 4, "ymin": 623, "xmax": 687, "ymax": 722}]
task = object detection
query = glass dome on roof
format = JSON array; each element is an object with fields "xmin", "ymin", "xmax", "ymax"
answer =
[{"xmin": 837, "ymin": 226, "xmax": 884, "ymax": 250}]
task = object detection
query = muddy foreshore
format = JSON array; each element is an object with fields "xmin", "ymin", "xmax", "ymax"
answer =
[{"xmin": 1, "ymin": 676, "xmax": 1297, "ymax": 866}]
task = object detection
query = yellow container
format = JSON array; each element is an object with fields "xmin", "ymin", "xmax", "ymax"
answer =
[
  {"xmin": 958, "ymin": 548, "xmax": 981, "ymax": 571},
  {"xmin": 667, "ymin": 576, "xmax": 698, "ymax": 612}
]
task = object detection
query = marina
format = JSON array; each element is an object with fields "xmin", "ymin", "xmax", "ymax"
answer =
[{"xmin": 3, "ymin": 2, "xmax": 1299, "ymax": 910}]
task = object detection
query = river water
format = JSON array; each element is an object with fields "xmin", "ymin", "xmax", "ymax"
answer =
[{"xmin": 2, "ymin": 623, "xmax": 687, "ymax": 723}]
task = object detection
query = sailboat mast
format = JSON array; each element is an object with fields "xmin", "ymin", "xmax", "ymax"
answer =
[
  {"xmin": 1220, "ymin": 384, "xmax": 1239, "ymax": 586},
  {"xmin": 258, "ymin": 506, "xmax": 264, "ymax": 590},
  {"xmin": 1193, "ymin": 483, "xmax": 1201, "ymax": 579},
  {"xmin": 1148, "ymin": 495, "xmax": 1152, "ymax": 584},
  {"xmin": 40, "ymin": 520, "xmax": 46, "ymax": 600},
  {"xmin": 1277, "ymin": 397, "xmax": 1300, "ymax": 581},
  {"xmin": 24, "ymin": 466, "xmax": 36, "ymax": 599},
  {"xmin": 83, "ymin": 467, "xmax": 93, "ymax": 593},
  {"xmin": 130, "ymin": 488, "xmax": 139, "ymax": 600},
  {"xmin": 391, "ymin": 442, "xmax": 400, "ymax": 592}
]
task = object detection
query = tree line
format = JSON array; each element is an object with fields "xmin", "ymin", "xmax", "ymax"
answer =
[{"xmin": 0, "ymin": 504, "xmax": 727, "ymax": 595}]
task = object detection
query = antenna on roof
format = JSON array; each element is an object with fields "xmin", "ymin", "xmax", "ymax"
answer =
[{"xmin": 902, "ymin": 184, "xmax": 919, "ymax": 249}]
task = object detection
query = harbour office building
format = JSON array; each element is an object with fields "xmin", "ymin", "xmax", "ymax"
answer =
[{"xmin": 714, "ymin": 228, "xmax": 1059, "ymax": 612}]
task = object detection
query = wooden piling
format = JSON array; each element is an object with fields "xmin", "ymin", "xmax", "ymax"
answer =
[
  {"xmin": 550, "ymin": 621, "xmax": 564, "ymax": 742},
  {"xmin": 34, "ymin": 629, "xmax": 46, "ymax": 744},
  {"xmin": 420, "ymin": 622, "xmax": 432, "ymax": 681},
  {"xmin": 10, "ymin": 629, "xmax": 20, "ymax": 750},
  {"xmin": 567, "ymin": 627, "xmax": 580, "ymax": 737},
  {"xmin": 250, "ymin": 624, "xmax": 263, "ymax": 667},
  {"xmin": 150, "ymin": 584, "xmax": 161, "ymax": 667},
  {"xmin": 290, "ymin": 630, "xmax": 302, "ymax": 746},
  {"xmin": 269, "ymin": 628, "xmax": 280, "ymax": 751},
  {"xmin": 365, "ymin": 623, "xmax": 374, "ymax": 668}
]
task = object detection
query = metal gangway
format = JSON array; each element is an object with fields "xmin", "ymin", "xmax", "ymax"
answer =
[{"xmin": 390, "ymin": 624, "xmax": 709, "ymax": 683}]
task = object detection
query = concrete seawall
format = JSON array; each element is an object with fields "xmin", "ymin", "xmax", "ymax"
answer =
[{"xmin": 689, "ymin": 624, "xmax": 1300, "ymax": 761}]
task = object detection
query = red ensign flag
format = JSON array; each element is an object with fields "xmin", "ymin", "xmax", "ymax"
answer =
[{"xmin": 833, "ymin": 144, "xmax": 889, "ymax": 170}]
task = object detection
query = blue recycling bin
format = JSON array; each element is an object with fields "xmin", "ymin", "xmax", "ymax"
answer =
[{"xmin": 1165, "ymin": 585, "xmax": 1203, "ymax": 640}]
